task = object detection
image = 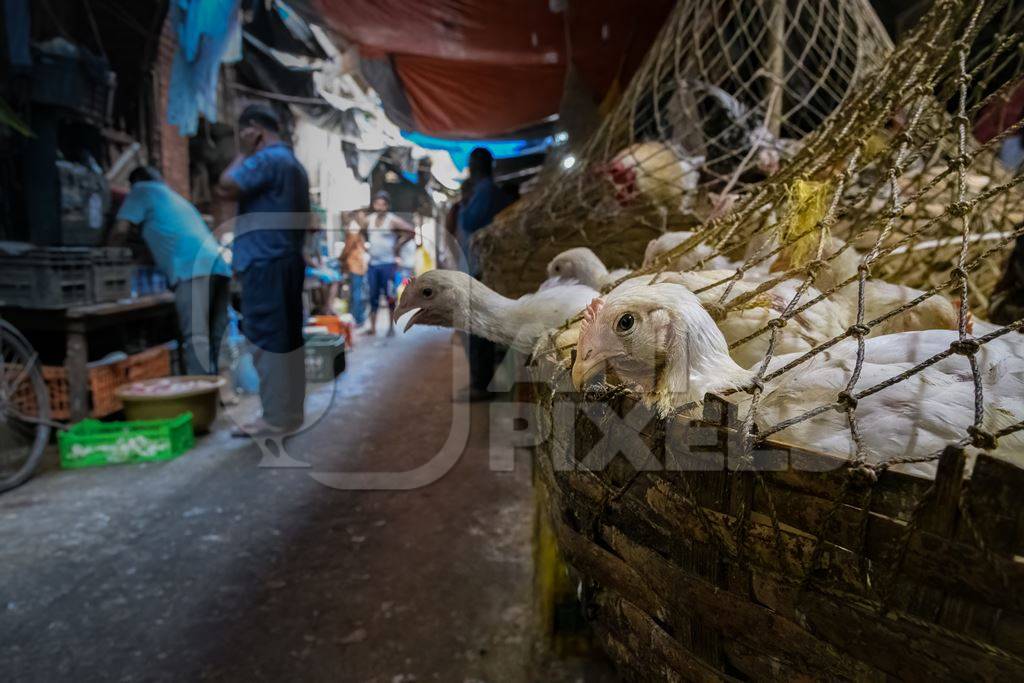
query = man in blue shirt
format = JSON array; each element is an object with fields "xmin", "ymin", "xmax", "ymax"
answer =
[
  {"xmin": 111, "ymin": 166, "xmax": 231, "ymax": 377},
  {"xmin": 457, "ymin": 148, "xmax": 511, "ymax": 274},
  {"xmin": 456, "ymin": 148, "xmax": 511, "ymax": 401},
  {"xmin": 217, "ymin": 104, "xmax": 310, "ymax": 437}
]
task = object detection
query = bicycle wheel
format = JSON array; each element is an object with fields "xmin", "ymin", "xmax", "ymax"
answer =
[{"xmin": 0, "ymin": 319, "xmax": 51, "ymax": 492}]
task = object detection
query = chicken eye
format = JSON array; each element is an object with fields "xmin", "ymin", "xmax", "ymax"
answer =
[
  {"xmin": 616, "ymin": 313, "xmax": 635, "ymax": 333},
  {"xmin": 553, "ymin": 264, "xmax": 562, "ymax": 272},
  {"xmin": 421, "ymin": 287, "xmax": 434, "ymax": 298}
]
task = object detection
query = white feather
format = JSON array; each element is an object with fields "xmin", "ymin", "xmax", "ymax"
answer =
[{"xmin": 573, "ymin": 279, "xmax": 1024, "ymax": 477}]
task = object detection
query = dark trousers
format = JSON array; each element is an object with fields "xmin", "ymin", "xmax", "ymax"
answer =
[
  {"xmin": 239, "ymin": 256, "xmax": 306, "ymax": 428},
  {"xmin": 367, "ymin": 262, "xmax": 397, "ymax": 313},
  {"xmin": 463, "ymin": 254, "xmax": 499, "ymax": 392},
  {"xmin": 468, "ymin": 333, "xmax": 498, "ymax": 393},
  {"xmin": 174, "ymin": 275, "xmax": 231, "ymax": 375}
]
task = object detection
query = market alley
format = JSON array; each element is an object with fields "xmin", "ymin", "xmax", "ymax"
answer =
[{"xmin": 0, "ymin": 327, "xmax": 608, "ymax": 682}]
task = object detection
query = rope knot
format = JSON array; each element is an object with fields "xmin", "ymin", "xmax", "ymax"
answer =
[
  {"xmin": 799, "ymin": 259, "xmax": 826, "ymax": 276},
  {"xmin": 847, "ymin": 323, "xmax": 870, "ymax": 338},
  {"xmin": 951, "ymin": 266, "xmax": 969, "ymax": 281},
  {"xmin": 950, "ymin": 153, "xmax": 972, "ymax": 170},
  {"xmin": 949, "ymin": 338, "xmax": 980, "ymax": 356},
  {"xmin": 746, "ymin": 377, "xmax": 765, "ymax": 394},
  {"xmin": 704, "ymin": 302, "xmax": 727, "ymax": 321},
  {"xmin": 967, "ymin": 425, "xmax": 998, "ymax": 450},
  {"xmin": 857, "ymin": 263, "xmax": 871, "ymax": 274},
  {"xmin": 949, "ymin": 201, "xmax": 972, "ymax": 218},
  {"xmin": 767, "ymin": 317, "xmax": 787, "ymax": 330},
  {"xmin": 848, "ymin": 463, "xmax": 878, "ymax": 486},
  {"xmin": 834, "ymin": 391, "xmax": 859, "ymax": 412}
]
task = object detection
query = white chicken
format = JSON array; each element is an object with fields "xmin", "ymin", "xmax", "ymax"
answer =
[
  {"xmin": 642, "ymin": 231, "xmax": 737, "ymax": 272},
  {"xmin": 602, "ymin": 142, "xmax": 703, "ymax": 214},
  {"xmin": 544, "ymin": 247, "xmax": 848, "ymax": 368},
  {"xmin": 546, "ymin": 247, "xmax": 631, "ymax": 290},
  {"xmin": 773, "ymin": 236, "xmax": 960, "ymax": 336},
  {"xmin": 571, "ymin": 280, "xmax": 1024, "ymax": 476},
  {"xmin": 394, "ymin": 270, "xmax": 597, "ymax": 353},
  {"xmin": 642, "ymin": 230, "xmax": 779, "ymax": 276},
  {"xmin": 622, "ymin": 272, "xmax": 849, "ymax": 369}
]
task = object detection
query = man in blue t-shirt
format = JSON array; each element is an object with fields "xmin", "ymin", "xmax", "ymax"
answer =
[
  {"xmin": 217, "ymin": 104, "xmax": 310, "ymax": 437},
  {"xmin": 111, "ymin": 166, "xmax": 231, "ymax": 376}
]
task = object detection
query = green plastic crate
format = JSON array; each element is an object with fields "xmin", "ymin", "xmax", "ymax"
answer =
[{"xmin": 58, "ymin": 413, "xmax": 195, "ymax": 469}]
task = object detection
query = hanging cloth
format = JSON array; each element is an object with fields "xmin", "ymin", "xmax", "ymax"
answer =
[{"xmin": 167, "ymin": 0, "xmax": 243, "ymax": 136}]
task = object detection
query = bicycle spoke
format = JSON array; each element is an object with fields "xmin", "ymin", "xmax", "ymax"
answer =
[
  {"xmin": 2, "ymin": 351, "xmax": 39, "ymax": 404},
  {"xmin": 0, "ymin": 322, "xmax": 49, "ymax": 492}
]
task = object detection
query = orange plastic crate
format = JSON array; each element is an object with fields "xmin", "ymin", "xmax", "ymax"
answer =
[{"xmin": 11, "ymin": 345, "xmax": 172, "ymax": 420}]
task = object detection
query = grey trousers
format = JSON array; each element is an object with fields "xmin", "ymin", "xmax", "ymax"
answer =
[
  {"xmin": 239, "ymin": 256, "xmax": 306, "ymax": 429},
  {"xmin": 173, "ymin": 275, "xmax": 231, "ymax": 376}
]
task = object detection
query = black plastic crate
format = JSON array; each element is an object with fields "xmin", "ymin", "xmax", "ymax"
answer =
[
  {"xmin": 0, "ymin": 246, "xmax": 92, "ymax": 309},
  {"xmin": 31, "ymin": 43, "xmax": 115, "ymax": 124},
  {"xmin": 91, "ymin": 247, "xmax": 133, "ymax": 303}
]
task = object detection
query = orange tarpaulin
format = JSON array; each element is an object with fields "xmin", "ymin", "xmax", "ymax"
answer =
[
  {"xmin": 394, "ymin": 55, "xmax": 564, "ymax": 138},
  {"xmin": 309, "ymin": 0, "xmax": 673, "ymax": 137}
]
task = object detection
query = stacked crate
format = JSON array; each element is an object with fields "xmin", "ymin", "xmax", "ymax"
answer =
[
  {"xmin": 0, "ymin": 247, "xmax": 92, "ymax": 308},
  {"xmin": 0, "ymin": 245, "xmax": 134, "ymax": 308},
  {"xmin": 10, "ymin": 345, "xmax": 172, "ymax": 420}
]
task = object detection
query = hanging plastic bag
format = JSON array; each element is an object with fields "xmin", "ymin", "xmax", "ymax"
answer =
[{"xmin": 414, "ymin": 244, "xmax": 434, "ymax": 276}]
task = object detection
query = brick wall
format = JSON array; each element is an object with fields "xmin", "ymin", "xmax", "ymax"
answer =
[{"xmin": 152, "ymin": 14, "xmax": 190, "ymax": 198}]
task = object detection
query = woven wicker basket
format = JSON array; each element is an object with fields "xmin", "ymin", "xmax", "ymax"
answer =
[{"xmin": 530, "ymin": 367, "xmax": 1024, "ymax": 680}]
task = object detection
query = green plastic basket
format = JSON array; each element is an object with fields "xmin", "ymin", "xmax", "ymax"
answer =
[{"xmin": 57, "ymin": 412, "xmax": 195, "ymax": 469}]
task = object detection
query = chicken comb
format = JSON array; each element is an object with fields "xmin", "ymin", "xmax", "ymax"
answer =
[{"xmin": 579, "ymin": 297, "xmax": 605, "ymax": 346}]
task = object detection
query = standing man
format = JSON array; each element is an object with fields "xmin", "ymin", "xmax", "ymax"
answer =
[
  {"xmin": 110, "ymin": 166, "xmax": 231, "ymax": 376},
  {"xmin": 456, "ymin": 148, "xmax": 511, "ymax": 401},
  {"xmin": 217, "ymin": 104, "xmax": 310, "ymax": 437},
  {"xmin": 362, "ymin": 191, "xmax": 414, "ymax": 337}
]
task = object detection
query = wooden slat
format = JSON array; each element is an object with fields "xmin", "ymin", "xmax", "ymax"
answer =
[
  {"xmin": 594, "ymin": 593, "xmax": 738, "ymax": 683},
  {"xmin": 551, "ymin": 408, "xmax": 1024, "ymax": 613},
  {"xmin": 596, "ymin": 523, "xmax": 876, "ymax": 679},
  {"xmin": 544, "ymin": 450, "xmax": 1024, "ymax": 655},
  {"xmin": 961, "ymin": 454, "xmax": 1024, "ymax": 555},
  {"xmin": 917, "ymin": 446, "xmax": 966, "ymax": 537},
  {"xmin": 530, "ymin": 367, "xmax": 1024, "ymax": 680}
]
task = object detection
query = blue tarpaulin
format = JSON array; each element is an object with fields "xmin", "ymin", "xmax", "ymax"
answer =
[
  {"xmin": 167, "ymin": 0, "xmax": 242, "ymax": 136},
  {"xmin": 400, "ymin": 131, "xmax": 553, "ymax": 170}
]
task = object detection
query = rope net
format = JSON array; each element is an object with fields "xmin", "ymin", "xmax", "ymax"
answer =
[
  {"xmin": 477, "ymin": 0, "xmax": 1024, "ymax": 474},
  {"xmin": 477, "ymin": 0, "xmax": 894, "ymax": 291}
]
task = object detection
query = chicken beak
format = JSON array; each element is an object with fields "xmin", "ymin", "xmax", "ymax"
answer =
[
  {"xmin": 392, "ymin": 294, "xmax": 419, "ymax": 331},
  {"xmin": 399, "ymin": 308, "xmax": 423, "ymax": 332},
  {"xmin": 572, "ymin": 351, "xmax": 616, "ymax": 391}
]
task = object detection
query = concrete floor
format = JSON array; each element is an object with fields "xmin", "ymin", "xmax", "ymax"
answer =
[{"xmin": 0, "ymin": 325, "xmax": 616, "ymax": 682}]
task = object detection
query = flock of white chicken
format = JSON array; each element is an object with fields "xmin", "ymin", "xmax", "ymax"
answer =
[{"xmin": 394, "ymin": 225, "xmax": 1023, "ymax": 476}]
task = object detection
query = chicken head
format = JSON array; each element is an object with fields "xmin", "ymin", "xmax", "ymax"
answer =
[{"xmin": 393, "ymin": 270, "xmax": 469, "ymax": 331}]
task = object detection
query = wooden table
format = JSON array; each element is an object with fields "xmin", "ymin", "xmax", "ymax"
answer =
[{"xmin": 1, "ymin": 293, "xmax": 179, "ymax": 422}]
